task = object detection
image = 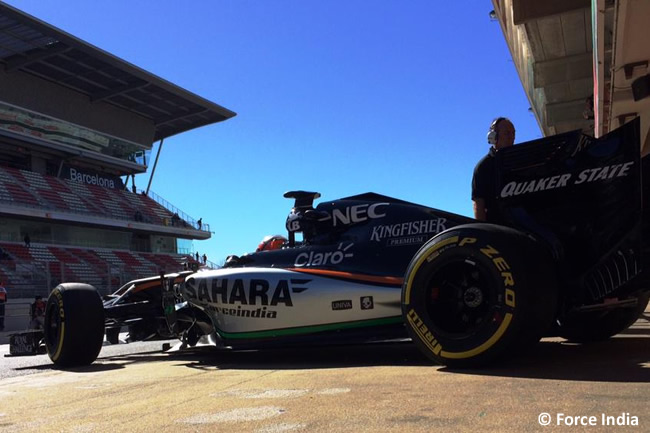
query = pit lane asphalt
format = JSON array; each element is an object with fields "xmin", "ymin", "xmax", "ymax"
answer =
[{"xmin": 1, "ymin": 310, "xmax": 649, "ymax": 433}]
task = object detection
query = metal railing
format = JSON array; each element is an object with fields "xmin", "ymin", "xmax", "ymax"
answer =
[
  {"xmin": 177, "ymin": 252, "xmax": 221, "ymax": 270},
  {"xmin": 144, "ymin": 189, "xmax": 210, "ymax": 232}
]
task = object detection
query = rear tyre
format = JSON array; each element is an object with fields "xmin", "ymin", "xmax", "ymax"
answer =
[
  {"xmin": 558, "ymin": 292, "xmax": 649, "ymax": 342},
  {"xmin": 402, "ymin": 224, "xmax": 557, "ymax": 367},
  {"xmin": 44, "ymin": 283, "xmax": 105, "ymax": 367}
]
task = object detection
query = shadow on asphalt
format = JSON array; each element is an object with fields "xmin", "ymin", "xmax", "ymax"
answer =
[
  {"xmin": 446, "ymin": 314, "xmax": 649, "ymax": 381},
  {"xmin": 27, "ymin": 315, "xmax": 640, "ymax": 381},
  {"xmin": 95, "ymin": 332, "xmax": 650, "ymax": 383},
  {"xmin": 447, "ymin": 336, "xmax": 650, "ymax": 383},
  {"xmin": 13, "ymin": 357, "xmax": 136, "ymax": 373},
  {"xmin": 14, "ymin": 362, "xmax": 125, "ymax": 373},
  {"xmin": 50, "ymin": 363, "xmax": 126, "ymax": 373},
  {"xmin": 104, "ymin": 342, "xmax": 431, "ymax": 370}
]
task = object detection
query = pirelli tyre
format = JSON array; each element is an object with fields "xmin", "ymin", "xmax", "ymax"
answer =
[
  {"xmin": 558, "ymin": 291, "xmax": 650, "ymax": 342},
  {"xmin": 402, "ymin": 223, "xmax": 557, "ymax": 367},
  {"xmin": 44, "ymin": 283, "xmax": 105, "ymax": 367}
]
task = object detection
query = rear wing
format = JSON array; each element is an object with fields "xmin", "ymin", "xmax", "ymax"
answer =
[{"xmin": 495, "ymin": 118, "xmax": 642, "ymax": 301}]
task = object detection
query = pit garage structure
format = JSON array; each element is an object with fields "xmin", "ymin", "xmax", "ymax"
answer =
[{"xmin": 491, "ymin": 0, "xmax": 650, "ymax": 154}]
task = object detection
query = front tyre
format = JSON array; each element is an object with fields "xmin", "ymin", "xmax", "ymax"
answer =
[
  {"xmin": 45, "ymin": 283, "xmax": 105, "ymax": 367},
  {"xmin": 402, "ymin": 224, "xmax": 557, "ymax": 367}
]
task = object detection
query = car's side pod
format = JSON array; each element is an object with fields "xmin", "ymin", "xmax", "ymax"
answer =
[{"xmin": 401, "ymin": 223, "xmax": 557, "ymax": 367}]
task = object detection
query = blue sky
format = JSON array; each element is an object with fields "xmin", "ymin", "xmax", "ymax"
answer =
[{"xmin": 6, "ymin": 1, "xmax": 542, "ymax": 264}]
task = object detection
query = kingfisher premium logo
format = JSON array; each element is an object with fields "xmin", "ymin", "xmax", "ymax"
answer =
[{"xmin": 370, "ymin": 218, "xmax": 447, "ymax": 246}]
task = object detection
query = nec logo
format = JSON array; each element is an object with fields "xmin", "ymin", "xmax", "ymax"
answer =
[{"xmin": 330, "ymin": 203, "xmax": 389, "ymax": 227}]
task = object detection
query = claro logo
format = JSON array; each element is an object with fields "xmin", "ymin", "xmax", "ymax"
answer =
[{"xmin": 294, "ymin": 243, "xmax": 354, "ymax": 267}]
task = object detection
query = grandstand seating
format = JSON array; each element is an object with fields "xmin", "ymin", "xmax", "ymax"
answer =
[
  {"xmin": 0, "ymin": 166, "xmax": 184, "ymax": 227},
  {"xmin": 0, "ymin": 165, "xmax": 209, "ymax": 298},
  {"xmin": 1, "ymin": 243, "xmax": 32, "ymax": 261},
  {"xmin": 0, "ymin": 241, "xmax": 201, "ymax": 297}
]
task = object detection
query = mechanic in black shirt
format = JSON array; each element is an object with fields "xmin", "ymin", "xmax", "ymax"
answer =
[{"xmin": 471, "ymin": 117, "xmax": 515, "ymax": 222}]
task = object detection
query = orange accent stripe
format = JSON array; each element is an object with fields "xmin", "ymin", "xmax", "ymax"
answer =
[
  {"xmin": 131, "ymin": 276, "xmax": 186, "ymax": 293},
  {"xmin": 131, "ymin": 280, "xmax": 161, "ymax": 293},
  {"xmin": 287, "ymin": 268, "xmax": 403, "ymax": 285}
]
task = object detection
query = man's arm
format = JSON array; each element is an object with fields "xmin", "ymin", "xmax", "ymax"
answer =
[{"xmin": 473, "ymin": 198, "xmax": 487, "ymax": 221}]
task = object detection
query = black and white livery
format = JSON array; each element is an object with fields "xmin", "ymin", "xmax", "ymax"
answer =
[{"xmin": 37, "ymin": 119, "xmax": 650, "ymax": 367}]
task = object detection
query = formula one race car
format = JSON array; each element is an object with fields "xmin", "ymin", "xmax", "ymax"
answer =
[{"xmin": 40, "ymin": 119, "xmax": 650, "ymax": 368}]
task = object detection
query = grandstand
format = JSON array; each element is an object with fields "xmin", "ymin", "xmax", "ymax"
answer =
[{"xmin": 0, "ymin": 3, "xmax": 236, "ymax": 298}]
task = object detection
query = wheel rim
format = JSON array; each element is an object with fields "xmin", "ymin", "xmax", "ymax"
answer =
[{"xmin": 424, "ymin": 258, "xmax": 498, "ymax": 338}]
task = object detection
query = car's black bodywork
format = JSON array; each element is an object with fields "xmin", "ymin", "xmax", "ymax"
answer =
[{"xmin": 495, "ymin": 121, "xmax": 645, "ymax": 304}]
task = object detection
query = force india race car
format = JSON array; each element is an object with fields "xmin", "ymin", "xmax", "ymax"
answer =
[{"xmin": 39, "ymin": 119, "xmax": 650, "ymax": 368}]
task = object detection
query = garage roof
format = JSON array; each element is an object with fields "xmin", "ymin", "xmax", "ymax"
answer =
[
  {"xmin": 492, "ymin": 0, "xmax": 593, "ymax": 137},
  {"xmin": 0, "ymin": 2, "xmax": 236, "ymax": 142}
]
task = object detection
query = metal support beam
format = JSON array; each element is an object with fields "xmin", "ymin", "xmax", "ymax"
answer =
[
  {"xmin": 4, "ymin": 43, "xmax": 71, "ymax": 72},
  {"xmin": 56, "ymin": 159, "xmax": 64, "ymax": 178},
  {"xmin": 593, "ymin": 0, "xmax": 606, "ymax": 137},
  {"xmin": 90, "ymin": 81, "xmax": 148, "ymax": 103},
  {"xmin": 145, "ymin": 139, "xmax": 163, "ymax": 196},
  {"xmin": 154, "ymin": 108, "xmax": 209, "ymax": 126}
]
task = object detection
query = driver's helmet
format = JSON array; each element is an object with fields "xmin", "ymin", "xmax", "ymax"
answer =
[{"xmin": 256, "ymin": 235, "xmax": 287, "ymax": 252}]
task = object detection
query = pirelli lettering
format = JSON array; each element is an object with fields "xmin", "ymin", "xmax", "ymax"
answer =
[
  {"xmin": 51, "ymin": 289, "xmax": 66, "ymax": 361},
  {"xmin": 480, "ymin": 244, "xmax": 516, "ymax": 308},
  {"xmin": 425, "ymin": 237, "xmax": 459, "ymax": 262},
  {"xmin": 407, "ymin": 309, "xmax": 442, "ymax": 355},
  {"xmin": 54, "ymin": 289, "xmax": 65, "ymax": 320},
  {"xmin": 458, "ymin": 237, "xmax": 476, "ymax": 246}
]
